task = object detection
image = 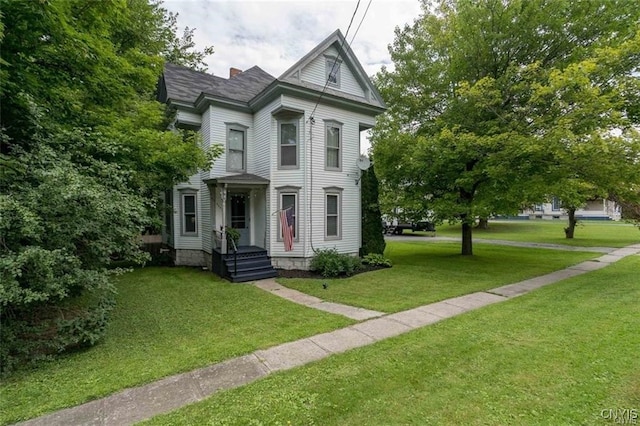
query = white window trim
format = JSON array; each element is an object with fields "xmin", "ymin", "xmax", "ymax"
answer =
[
  {"xmin": 225, "ymin": 123, "xmax": 248, "ymax": 172},
  {"xmin": 325, "ymin": 55, "xmax": 342, "ymax": 88},
  {"xmin": 278, "ymin": 119, "xmax": 299, "ymax": 170},
  {"xmin": 276, "ymin": 186, "xmax": 300, "ymax": 242},
  {"xmin": 552, "ymin": 197, "xmax": 561, "ymax": 211},
  {"xmin": 324, "ymin": 119, "xmax": 343, "ymax": 171},
  {"xmin": 324, "ymin": 186, "xmax": 343, "ymax": 241},
  {"xmin": 179, "ymin": 190, "xmax": 198, "ymax": 237}
]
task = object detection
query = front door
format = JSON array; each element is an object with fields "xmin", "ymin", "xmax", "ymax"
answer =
[{"xmin": 228, "ymin": 193, "xmax": 250, "ymax": 246}]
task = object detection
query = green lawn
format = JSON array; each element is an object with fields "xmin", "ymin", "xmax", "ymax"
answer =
[
  {"xmin": 0, "ymin": 268, "xmax": 353, "ymax": 425},
  {"xmin": 280, "ymin": 241, "xmax": 598, "ymax": 312},
  {"xmin": 427, "ymin": 220, "xmax": 640, "ymax": 247},
  {"xmin": 145, "ymin": 255, "xmax": 640, "ymax": 426}
]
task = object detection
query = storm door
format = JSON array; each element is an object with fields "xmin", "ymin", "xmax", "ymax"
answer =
[{"xmin": 228, "ymin": 193, "xmax": 250, "ymax": 246}]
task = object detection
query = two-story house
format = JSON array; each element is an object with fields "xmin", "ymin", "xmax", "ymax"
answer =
[{"xmin": 157, "ymin": 30, "xmax": 386, "ymax": 281}]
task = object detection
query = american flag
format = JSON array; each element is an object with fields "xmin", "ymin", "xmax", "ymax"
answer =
[{"xmin": 280, "ymin": 208, "xmax": 294, "ymax": 251}]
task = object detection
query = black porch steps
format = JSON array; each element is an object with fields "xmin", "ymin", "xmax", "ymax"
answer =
[{"xmin": 221, "ymin": 247, "xmax": 277, "ymax": 282}]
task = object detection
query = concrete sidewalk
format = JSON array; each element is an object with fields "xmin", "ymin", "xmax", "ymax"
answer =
[
  {"xmin": 16, "ymin": 244, "xmax": 640, "ymax": 426},
  {"xmin": 253, "ymin": 279, "xmax": 385, "ymax": 320}
]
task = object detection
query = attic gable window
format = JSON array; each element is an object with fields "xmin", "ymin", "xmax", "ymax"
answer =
[{"xmin": 325, "ymin": 56, "xmax": 341, "ymax": 87}]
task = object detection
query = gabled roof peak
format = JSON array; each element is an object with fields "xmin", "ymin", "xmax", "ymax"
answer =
[{"xmin": 159, "ymin": 29, "xmax": 386, "ymax": 113}]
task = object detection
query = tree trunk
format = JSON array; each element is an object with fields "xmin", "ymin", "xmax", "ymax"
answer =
[
  {"xmin": 476, "ymin": 217, "xmax": 489, "ymax": 229},
  {"xmin": 564, "ymin": 207, "xmax": 577, "ymax": 239},
  {"xmin": 461, "ymin": 220, "xmax": 473, "ymax": 255}
]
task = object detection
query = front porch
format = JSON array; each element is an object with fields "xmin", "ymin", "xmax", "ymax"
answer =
[
  {"xmin": 212, "ymin": 245, "xmax": 277, "ymax": 283},
  {"xmin": 205, "ymin": 173, "xmax": 276, "ymax": 282}
]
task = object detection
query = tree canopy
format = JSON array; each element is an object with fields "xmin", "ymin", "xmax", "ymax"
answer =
[
  {"xmin": 372, "ymin": 0, "xmax": 640, "ymax": 254},
  {"xmin": 0, "ymin": 0, "xmax": 218, "ymax": 372}
]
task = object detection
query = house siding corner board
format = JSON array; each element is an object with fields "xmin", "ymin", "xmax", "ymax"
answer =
[
  {"xmin": 207, "ymin": 106, "xmax": 254, "ymax": 178},
  {"xmin": 201, "ymin": 107, "xmax": 211, "ymax": 149},
  {"xmin": 301, "ymin": 46, "xmax": 365, "ymax": 98},
  {"xmin": 253, "ymin": 98, "xmax": 280, "ymax": 178}
]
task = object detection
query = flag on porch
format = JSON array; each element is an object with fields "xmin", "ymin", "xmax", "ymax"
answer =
[{"xmin": 279, "ymin": 208, "xmax": 294, "ymax": 251}]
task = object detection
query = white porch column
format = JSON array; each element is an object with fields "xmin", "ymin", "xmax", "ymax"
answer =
[
  {"xmin": 220, "ymin": 184, "xmax": 227, "ymax": 253},
  {"xmin": 249, "ymin": 188, "xmax": 255, "ymax": 246}
]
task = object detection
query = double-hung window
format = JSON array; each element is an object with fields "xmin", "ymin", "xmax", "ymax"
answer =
[
  {"xmin": 279, "ymin": 120, "xmax": 298, "ymax": 168},
  {"xmin": 181, "ymin": 191, "xmax": 198, "ymax": 236},
  {"xmin": 324, "ymin": 187, "xmax": 342, "ymax": 240},
  {"xmin": 325, "ymin": 120, "xmax": 342, "ymax": 170},
  {"xmin": 277, "ymin": 186, "xmax": 300, "ymax": 240},
  {"xmin": 226, "ymin": 124, "xmax": 247, "ymax": 172}
]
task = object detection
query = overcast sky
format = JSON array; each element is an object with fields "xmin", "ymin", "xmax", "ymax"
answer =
[{"xmin": 162, "ymin": 0, "xmax": 423, "ymax": 79}]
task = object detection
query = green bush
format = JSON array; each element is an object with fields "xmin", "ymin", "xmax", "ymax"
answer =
[
  {"xmin": 225, "ymin": 227, "xmax": 241, "ymax": 249},
  {"xmin": 0, "ymin": 293, "xmax": 115, "ymax": 375},
  {"xmin": 310, "ymin": 248, "xmax": 362, "ymax": 278},
  {"xmin": 362, "ymin": 253, "xmax": 392, "ymax": 267}
]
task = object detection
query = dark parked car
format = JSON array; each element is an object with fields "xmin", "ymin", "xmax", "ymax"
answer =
[{"xmin": 385, "ymin": 221, "xmax": 435, "ymax": 235}]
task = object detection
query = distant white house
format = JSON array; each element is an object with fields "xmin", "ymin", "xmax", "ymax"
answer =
[
  {"xmin": 157, "ymin": 30, "xmax": 386, "ymax": 281},
  {"xmin": 518, "ymin": 197, "xmax": 621, "ymax": 221}
]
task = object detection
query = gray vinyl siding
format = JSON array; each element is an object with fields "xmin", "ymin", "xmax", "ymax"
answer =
[
  {"xmin": 253, "ymin": 98, "xmax": 280, "ymax": 179},
  {"xmin": 268, "ymin": 95, "xmax": 374, "ymax": 258},
  {"xmin": 200, "ymin": 110, "xmax": 212, "ymax": 253},
  {"xmin": 200, "ymin": 174, "xmax": 212, "ymax": 253},
  {"xmin": 206, "ymin": 105, "xmax": 253, "ymax": 179},
  {"xmin": 253, "ymin": 99, "xmax": 280, "ymax": 251},
  {"xmin": 201, "ymin": 107, "xmax": 210, "ymax": 149},
  {"xmin": 300, "ymin": 46, "xmax": 366, "ymax": 98}
]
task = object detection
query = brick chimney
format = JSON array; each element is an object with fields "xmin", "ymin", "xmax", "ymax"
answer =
[{"xmin": 229, "ymin": 67, "xmax": 242, "ymax": 78}]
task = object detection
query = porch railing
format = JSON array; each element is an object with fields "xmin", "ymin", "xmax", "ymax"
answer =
[
  {"xmin": 212, "ymin": 229, "xmax": 238, "ymax": 276},
  {"xmin": 213, "ymin": 229, "xmax": 223, "ymax": 252}
]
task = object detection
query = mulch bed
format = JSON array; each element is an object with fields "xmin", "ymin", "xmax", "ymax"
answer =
[{"xmin": 276, "ymin": 264, "xmax": 388, "ymax": 279}]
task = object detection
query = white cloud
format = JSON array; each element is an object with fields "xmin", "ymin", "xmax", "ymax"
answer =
[{"xmin": 162, "ymin": 0, "xmax": 422, "ymax": 78}]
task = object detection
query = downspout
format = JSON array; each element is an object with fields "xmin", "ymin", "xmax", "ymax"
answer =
[
  {"xmin": 308, "ymin": 115, "xmax": 316, "ymax": 254},
  {"xmin": 302, "ymin": 116, "xmax": 307, "ymax": 260}
]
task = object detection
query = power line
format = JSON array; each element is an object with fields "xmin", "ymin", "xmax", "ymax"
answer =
[
  {"xmin": 350, "ymin": 0, "xmax": 373, "ymax": 46},
  {"xmin": 309, "ymin": 0, "xmax": 362, "ymax": 120}
]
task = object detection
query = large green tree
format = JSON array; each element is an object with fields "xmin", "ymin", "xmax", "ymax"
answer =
[
  {"xmin": 0, "ymin": 0, "xmax": 217, "ymax": 372},
  {"xmin": 372, "ymin": 0, "xmax": 640, "ymax": 254}
]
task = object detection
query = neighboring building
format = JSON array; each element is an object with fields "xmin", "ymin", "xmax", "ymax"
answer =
[
  {"xmin": 157, "ymin": 30, "xmax": 386, "ymax": 281},
  {"xmin": 518, "ymin": 197, "xmax": 621, "ymax": 221}
]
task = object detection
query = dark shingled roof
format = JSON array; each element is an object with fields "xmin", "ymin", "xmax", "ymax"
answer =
[{"xmin": 162, "ymin": 63, "xmax": 276, "ymax": 104}]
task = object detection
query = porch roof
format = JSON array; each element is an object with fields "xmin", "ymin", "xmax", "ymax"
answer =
[{"xmin": 204, "ymin": 173, "xmax": 270, "ymax": 186}]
